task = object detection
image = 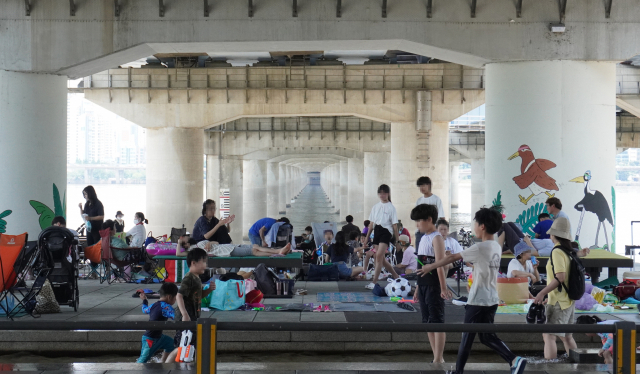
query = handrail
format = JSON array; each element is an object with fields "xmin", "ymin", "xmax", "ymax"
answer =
[{"xmin": 0, "ymin": 321, "xmax": 196, "ymax": 330}]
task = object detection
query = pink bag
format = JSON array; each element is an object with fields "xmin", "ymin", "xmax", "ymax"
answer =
[
  {"xmin": 146, "ymin": 242, "xmax": 178, "ymax": 256},
  {"xmin": 245, "ymin": 279, "xmax": 257, "ymax": 293}
]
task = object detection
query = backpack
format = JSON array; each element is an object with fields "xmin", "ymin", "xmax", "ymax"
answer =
[
  {"xmin": 613, "ymin": 280, "xmax": 639, "ymax": 299},
  {"xmin": 274, "ymin": 224, "xmax": 293, "ymax": 248},
  {"xmin": 254, "ymin": 263, "xmax": 278, "ymax": 295},
  {"xmin": 550, "ymin": 245, "xmax": 585, "ymax": 301}
]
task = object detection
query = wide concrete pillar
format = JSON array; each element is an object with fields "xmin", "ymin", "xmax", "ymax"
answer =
[
  {"xmin": 206, "ymin": 155, "xmax": 221, "ymax": 202},
  {"xmin": 364, "ymin": 152, "xmax": 391, "ymax": 222},
  {"xmin": 0, "ymin": 71, "xmax": 67, "ymax": 236},
  {"xmin": 391, "ymin": 122, "xmax": 418, "ymax": 239},
  {"xmin": 348, "ymin": 158, "xmax": 365, "ymax": 224},
  {"xmin": 450, "ymin": 163, "xmax": 460, "ymax": 209},
  {"xmin": 267, "ymin": 162, "xmax": 279, "ymax": 218},
  {"xmin": 286, "ymin": 165, "xmax": 293, "ymax": 207},
  {"xmin": 220, "ymin": 158, "xmax": 243, "ymax": 243},
  {"xmin": 430, "ymin": 121, "xmax": 450, "ymax": 219},
  {"xmin": 340, "ymin": 161, "xmax": 349, "ymax": 218},
  {"xmin": 147, "ymin": 128, "xmax": 204, "ymax": 236},
  {"xmin": 278, "ymin": 163, "xmax": 287, "ymax": 214},
  {"xmin": 471, "ymin": 159, "xmax": 485, "ymax": 216},
  {"xmin": 486, "ymin": 61, "xmax": 616, "ymax": 249},
  {"xmin": 243, "ymin": 160, "xmax": 267, "ymax": 240}
]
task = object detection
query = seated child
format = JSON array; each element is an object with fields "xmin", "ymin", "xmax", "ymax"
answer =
[
  {"xmin": 393, "ymin": 235, "xmax": 417, "ymax": 275},
  {"xmin": 137, "ymin": 283, "xmax": 179, "ymax": 363},
  {"xmin": 437, "ymin": 219, "xmax": 464, "ymax": 271},
  {"xmin": 302, "ymin": 226, "xmax": 314, "ymax": 243},
  {"xmin": 576, "ymin": 315, "xmax": 614, "ymax": 365},
  {"xmin": 532, "ymin": 213, "xmax": 553, "ymax": 239}
]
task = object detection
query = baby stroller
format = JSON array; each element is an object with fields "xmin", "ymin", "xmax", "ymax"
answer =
[{"xmin": 40, "ymin": 227, "xmax": 79, "ymax": 311}]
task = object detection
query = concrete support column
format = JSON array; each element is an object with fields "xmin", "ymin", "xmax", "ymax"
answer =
[
  {"xmin": 286, "ymin": 165, "xmax": 293, "ymax": 207},
  {"xmin": 220, "ymin": 158, "xmax": 243, "ymax": 244},
  {"xmin": 0, "ymin": 71, "xmax": 67, "ymax": 236},
  {"xmin": 326, "ymin": 165, "xmax": 334, "ymax": 206},
  {"xmin": 450, "ymin": 163, "xmax": 460, "ymax": 209},
  {"xmin": 267, "ymin": 162, "xmax": 279, "ymax": 218},
  {"xmin": 147, "ymin": 128, "xmax": 204, "ymax": 235},
  {"xmin": 243, "ymin": 160, "xmax": 267, "ymax": 241},
  {"xmin": 278, "ymin": 163, "xmax": 287, "ymax": 214},
  {"xmin": 471, "ymin": 159, "xmax": 485, "ymax": 216},
  {"xmin": 348, "ymin": 158, "xmax": 365, "ymax": 224},
  {"xmin": 391, "ymin": 122, "xmax": 418, "ymax": 239},
  {"xmin": 340, "ymin": 161, "xmax": 349, "ymax": 218},
  {"xmin": 206, "ymin": 155, "xmax": 221, "ymax": 201},
  {"xmin": 486, "ymin": 61, "xmax": 616, "ymax": 248},
  {"xmin": 364, "ymin": 152, "xmax": 391, "ymax": 222},
  {"xmin": 430, "ymin": 121, "xmax": 450, "ymax": 219},
  {"xmin": 332, "ymin": 164, "xmax": 341, "ymax": 214}
]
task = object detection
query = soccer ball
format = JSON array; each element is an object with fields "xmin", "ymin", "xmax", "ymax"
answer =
[{"xmin": 386, "ymin": 278, "xmax": 412, "ymax": 298}]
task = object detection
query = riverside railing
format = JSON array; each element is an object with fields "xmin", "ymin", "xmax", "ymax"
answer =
[{"xmin": 0, "ymin": 320, "xmax": 636, "ymax": 374}]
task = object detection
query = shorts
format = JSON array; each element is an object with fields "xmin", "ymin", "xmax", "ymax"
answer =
[
  {"xmin": 336, "ymin": 262, "xmax": 352, "ymax": 279},
  {"xmin": 417, "ymin": 285, "xmax": 445, "ymax": 323},
  {"xmin": 174, "ymin": 329, "xmax": 198, "ymax": 349},
  {"xmin": 372, "ymin": 226, "xmax": 392, "ymax": 246},
  {"xmin": 545, "ymin": 302, "xmax": 575, "ymax": 337},
  {"xmin": 230, "ymin": 245, "xmax": 253, "ymax": 257},
  {"xmin": 137, "ymin": 334, "xmax": 175, "ymax": 363},
  {"xmin": 248, "ymin": 233, "xmax": 262, "ymax": 246}
]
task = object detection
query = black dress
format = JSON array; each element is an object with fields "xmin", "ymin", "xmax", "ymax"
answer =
[
  {"xmin": 114, "ymin": 220, "xmax": 125, "ymax": 233},
  {"xmin": 84, "ymin": 199, "xmax": 104, "ymax": 246}
]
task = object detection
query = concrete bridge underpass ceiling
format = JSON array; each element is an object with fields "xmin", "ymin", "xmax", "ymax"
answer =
[{"xmin": 8, "ymin": 0, "xmax": 640, "ymax": 76}]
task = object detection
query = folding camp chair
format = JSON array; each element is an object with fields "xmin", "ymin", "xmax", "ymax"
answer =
[
  {"xmin": 8, "ymin": 267, "xmax": 51, "ymax": 319},
  {"xmin": 99, "ymin": 229, "xmax": 142, "ymax": 284},
  {"xmin": 170, "ymin": 226, "xmax": 187, "ymax": 244},
  {"xmin": 81, "ymin": 241, "xmax": 105, "ymax": 281},
  {"xmin": 0, "ymin": 233, "xmax": 29, "ymax": 317}
]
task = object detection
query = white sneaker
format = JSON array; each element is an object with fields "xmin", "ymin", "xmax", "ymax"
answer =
[{"xmin": 365, "ymin": 282, "xmax": 376, "ymax": 290}]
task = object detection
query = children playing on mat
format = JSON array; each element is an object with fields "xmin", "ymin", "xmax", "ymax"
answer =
[
  {"xmin": 137, "ymin": 283, "xmax": 179, "ymax": 363},
  {"xmin": 419, "ymin": 207, "xmax": 527, "ymax": 374}
]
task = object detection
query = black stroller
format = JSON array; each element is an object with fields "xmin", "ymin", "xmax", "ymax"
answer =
[{"xmin": 40, "ymin": 227, "xmax": 79, "ymax": 311}]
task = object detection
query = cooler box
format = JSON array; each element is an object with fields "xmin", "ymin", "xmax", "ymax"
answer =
[{"xmin": 623, "ymin": 271, "xmax": 640, "ymax": 287}]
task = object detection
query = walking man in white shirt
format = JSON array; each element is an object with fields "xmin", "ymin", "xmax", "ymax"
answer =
[{"xmin": 416, "ymin": 177, "xmax": 446, "ymax": 246}]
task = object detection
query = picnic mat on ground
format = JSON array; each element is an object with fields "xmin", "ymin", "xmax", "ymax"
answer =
[
  {"xmin": 497, "ymin": 303, "xmax": 639, "ymax": 314},
  {"xmin": 317, "ymin": 292, "xmax": 397, "ymax": 303}
]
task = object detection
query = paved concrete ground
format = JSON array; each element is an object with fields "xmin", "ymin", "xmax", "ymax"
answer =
[{"xmin": 0, "ymin": 362, "xmax": 618, "ymax": 373}]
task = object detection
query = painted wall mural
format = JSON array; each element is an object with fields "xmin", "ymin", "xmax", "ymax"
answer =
[
  {"xmin": 515, "ymin": 202, "xmax": 549, "ymax": 237},
  {"xmin": 570, "ymin": 171, "xmax": 613, "ymax": 249},
  {"xmin": 508, "ymin": 145, "xmax": 559, "ymax": 205},
  {"xmin": 0, "ymin": 210, "xmax": 12, "ymax": 234},
  {"xmin": 29, "ymin": 183, "xmax": 66, "ymax": 230}
]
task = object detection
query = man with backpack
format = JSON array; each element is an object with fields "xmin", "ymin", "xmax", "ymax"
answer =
[{"xmin": 533, "ymin": 217, "xmax": 590, "ymax": 360}]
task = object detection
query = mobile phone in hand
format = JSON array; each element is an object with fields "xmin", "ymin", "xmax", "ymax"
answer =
[{"xmin": 531, "ymin": 256, "xmax": 537, "ymax": 266}]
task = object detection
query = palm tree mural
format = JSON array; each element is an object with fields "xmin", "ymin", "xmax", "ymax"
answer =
[
  {"xmin": 0, "ymin": 210, "xmax": 12, "ymax": 234},
  {"xmin": 29, "ymin": 183, "xmax": 66, "ymax": 230}
]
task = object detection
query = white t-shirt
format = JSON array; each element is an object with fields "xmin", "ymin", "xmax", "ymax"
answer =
[
  {"xmin": 369, "ymin": 202, "xmax": 398, "ymax": 233},
  {"xmin": 126, "ymin": 224, "xmax": 146, "ymax": 248},
  {"xmin": 416, "ymin": 194, "xmax": 445, "ymax": 218},
  {"xmin": 507, "ymin": 259, "xmax": 534, "ymax": 279},
  {"xmin": 444, "ymin": 237, "xmax": 463, "ymax": 254},
  {"xmin": 460, "ymin": 241, "xmax": 502, "ymax": 306}
]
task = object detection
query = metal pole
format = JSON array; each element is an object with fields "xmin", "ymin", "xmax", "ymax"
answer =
[
  {"xmin": 197, "ymin": 318, "xmax": 216, "ymax": 374},
  {"xmin": 615, "ymin": 321, "xmax": 636, "ymax": 374}
]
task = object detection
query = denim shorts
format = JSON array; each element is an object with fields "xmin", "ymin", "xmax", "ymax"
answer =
[
  {"xmin": 248, "ymin": 233, "xmax": 262, "ymax": 245},
  {"xmin": 336, "ymin": 262, "xmax": 352, "ymax": 279}
]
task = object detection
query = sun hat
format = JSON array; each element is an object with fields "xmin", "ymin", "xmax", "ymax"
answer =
[
  {"xmin": 115, "ymin": 211, "xmax": 124, "ymax": 217},
  {"xmin": 514, "ymin": 240, "xmax": 533, "ymax": 258},
  {"xmin": 398, "ymin": 234, "xmax": 410, "ymax": 244},
  {"xmin": 547, "ymin": 217, "xmax": 572, "ymax": 240}
]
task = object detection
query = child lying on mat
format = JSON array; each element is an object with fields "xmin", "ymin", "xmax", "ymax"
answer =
[{"xmin": 177, "ymin": 235, "xmax": 291, "ymax": 257}]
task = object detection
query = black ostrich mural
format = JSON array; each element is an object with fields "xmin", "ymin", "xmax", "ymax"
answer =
[{"xmin": 570, "ymin": 170, "xmax": 614, "ymax": 250}]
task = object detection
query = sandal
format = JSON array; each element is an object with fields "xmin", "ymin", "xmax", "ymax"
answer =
[{"xmin": 295, "ymin": 289, "xmax": 308, "ymax": 296}]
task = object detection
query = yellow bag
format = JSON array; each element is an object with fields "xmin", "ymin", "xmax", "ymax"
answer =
[{"xmin": 591, "ymin": 287, "xmax": 605, "ymax": 304}]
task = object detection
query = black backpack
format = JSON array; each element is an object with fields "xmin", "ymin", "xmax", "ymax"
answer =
[
  {"xmin": 254, "ymin": 263, "xmax": 278, "ymax": 295},
  {"xmin": 274, "ymin": 224, "xmax": 293, "ymax": 248},
  {"xmin": 550, "ymin": 245, "xmax": 586, "ymax": 300}
]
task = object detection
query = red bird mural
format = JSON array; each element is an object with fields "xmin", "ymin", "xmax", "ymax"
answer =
[{"xmin": 507, "ymin": 145, "xmax": 559, "ymax": 205}]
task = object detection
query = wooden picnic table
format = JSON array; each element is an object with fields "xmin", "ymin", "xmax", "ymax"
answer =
[{"xmin": 500, "ymin": 249, "xmax": 633, "ymax": 283}]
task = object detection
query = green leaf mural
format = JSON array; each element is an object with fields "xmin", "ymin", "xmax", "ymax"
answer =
[
  {"xmin": 29, "ymin": 183, "xmax": 67, "ymax": 230},
  {"xmin": 515, "ymin": 202, "xmax": 548, "ymax": 237},
  {"xmin": 0, "ymin": 210, "xmax": 12, "ymax": 234},
  {"xmin": 492, "ymin": 191, "xmax": 504, "ymax": 213}
]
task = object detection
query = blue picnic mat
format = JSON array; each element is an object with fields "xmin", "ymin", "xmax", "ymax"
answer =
[{"xmin": 317, "ymin": 292, "xmax": 396, "ymax": 303}]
